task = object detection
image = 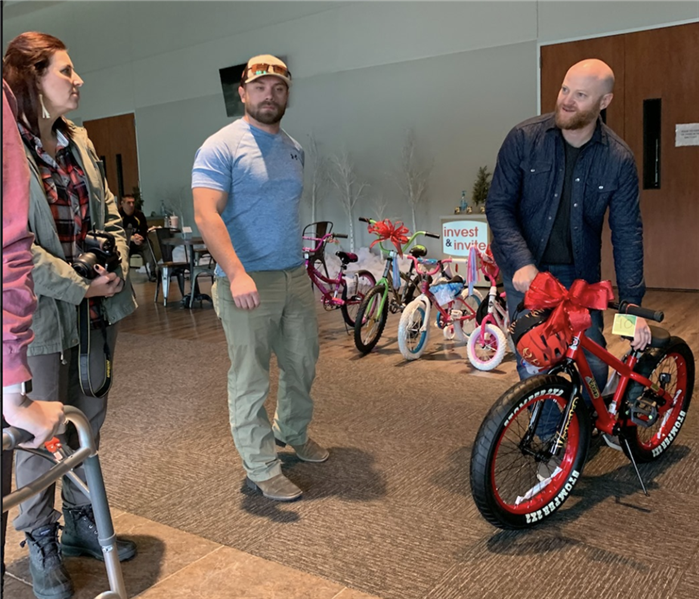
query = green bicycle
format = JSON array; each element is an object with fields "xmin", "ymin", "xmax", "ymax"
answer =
[{"xmin": 353, "ymin": 217, "xmax": 440, "ymax": 354}]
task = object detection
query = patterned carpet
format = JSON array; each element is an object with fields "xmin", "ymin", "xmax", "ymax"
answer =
[{"xmin": 98, "ymin": 327, "xmax": 699, "ymax": 599}]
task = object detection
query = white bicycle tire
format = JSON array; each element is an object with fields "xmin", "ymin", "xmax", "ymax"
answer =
[
  {"xmin": 398, "ymin": 299, "xmax": 431, "ymax": 360},
  {"xmin": 466, "ymin": 323, "xmax": 507, "ymax": 371}
]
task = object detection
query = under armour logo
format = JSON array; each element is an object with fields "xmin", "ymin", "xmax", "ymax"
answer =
[{"xmin": 290, "ymin": 153, "xmax": 300, "ymax": 161}]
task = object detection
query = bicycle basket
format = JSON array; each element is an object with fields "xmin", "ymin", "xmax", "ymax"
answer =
[{"xmin": 509, "ymin": 308, "xmax": 568, "ymax": 369}]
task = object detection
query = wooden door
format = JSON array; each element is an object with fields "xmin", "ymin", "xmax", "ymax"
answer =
[
  {"xmin": 540, "ymin": 22, "xmax": 699, "ymax": 290},
  {"xmin": 83, "ymin": 113, "xmax": 140, "ymax": 202}
]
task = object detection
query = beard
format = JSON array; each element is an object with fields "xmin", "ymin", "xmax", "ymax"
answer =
[
  {"xmin": 555, "ymin": 102, "xmax": 600, "ymax": 130},
  {"xmin": 246, "ymin": 100, "xmax": 286, "ymax": 125}
]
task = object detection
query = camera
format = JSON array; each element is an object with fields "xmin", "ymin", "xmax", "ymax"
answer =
[{"xmin": 72, "ymin": 231, "xmax": 121, "ymax": 279}]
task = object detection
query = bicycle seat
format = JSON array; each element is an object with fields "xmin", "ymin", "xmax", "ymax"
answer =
[
  {"xmin": 336, "ymin": 251, "xmax": 358, "ymax": 264},
  {"xmin": 449, "ymin": 274, "xmax": 464, "ymax": 284},
  {"xmin": 622, "ymin": 325, "xmax": 671, "ymax": 349},
  {"xmin": 410, "ymin": 246, "xmax": 427, "ymax": 258}
]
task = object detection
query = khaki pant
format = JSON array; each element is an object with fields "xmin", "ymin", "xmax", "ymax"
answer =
[
  {"xmin": 13, "ymin": 325, "xmax": 118, "ymax": 533},
  {"xmin": 214, "ymin": 265, "xmax": 319, "ymax": 482}
]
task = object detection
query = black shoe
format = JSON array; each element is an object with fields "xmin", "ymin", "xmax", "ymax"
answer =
[
  {"xmin": 22, "ymin": 523, "xmax": 73, "ymax": 599},
  {"xmin": 60, "ymin": 505, "xmax": 137, "ymax": 562}
]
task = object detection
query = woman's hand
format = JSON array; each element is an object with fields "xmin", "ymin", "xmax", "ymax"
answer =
[{"xmin": 84, "ymin": 264, "xmax": 124, "ymax": 298}]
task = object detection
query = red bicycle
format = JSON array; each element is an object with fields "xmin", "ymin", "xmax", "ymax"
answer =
[
  {"xmin": 303, "ymin": 221, "xmax": 375, "ymax": 327},
  {"xmin": 470, "ymin": 274, "xmax": 695, "ymax": 529}
]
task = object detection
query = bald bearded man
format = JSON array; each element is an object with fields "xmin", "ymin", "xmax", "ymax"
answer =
[{"xmin": 486, "ymin": 59, "xmax": 649, "ymax": 416}]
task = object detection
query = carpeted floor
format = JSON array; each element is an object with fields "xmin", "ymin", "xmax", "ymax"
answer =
[{"xmin": 99, "ymin": 324, "xmax": 699, "ymax": 599}]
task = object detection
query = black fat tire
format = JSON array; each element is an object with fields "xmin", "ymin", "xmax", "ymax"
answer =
[
  {"xmin": 341, "ymin": 269, "xmax": 376, "ymax": 327},
  {"xmin": 621, "ymin": 337, "xmax": 695, "ymax": 463},
  {"xmin": 354, "ymin": 284, "xmax": 389, "ymax": 354},
  {"xmin": 470, "ymin": 375, "xmax": 591, "ymax": 529}
]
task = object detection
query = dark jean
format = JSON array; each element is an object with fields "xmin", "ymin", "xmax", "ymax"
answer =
[{"xmin": 503, "ymin": 264, "xmax": 608, "ymax": 439}]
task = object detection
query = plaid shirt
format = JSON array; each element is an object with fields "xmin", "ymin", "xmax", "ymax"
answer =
[{"xmin": 20, "ymin": 122, "xmax": 102, "ymax": 325}]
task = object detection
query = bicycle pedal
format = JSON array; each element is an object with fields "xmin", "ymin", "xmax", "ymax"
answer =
[{"xmin": 626, "ymin": 395, "xmax": 660, "ymax": 428}]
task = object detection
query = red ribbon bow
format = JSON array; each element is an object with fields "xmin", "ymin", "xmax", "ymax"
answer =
[
  {"xmin": 368, "ymin": 219, "xmax": 410, "ymax": 256},
  {"xmin": 524, "ymin": 272, "xmax": 614, "ymax": 343}
]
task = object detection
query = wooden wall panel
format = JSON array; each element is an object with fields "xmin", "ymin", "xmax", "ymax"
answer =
[
  {"xmin": 623, "ymin": 23, "xmax": 699, "ymax": 290},
  {"xmin": 83, "ymin": 113, "xmax": 140, "ymax": 201}
]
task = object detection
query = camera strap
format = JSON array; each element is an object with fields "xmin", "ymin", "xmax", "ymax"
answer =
[{"xmin": 78, "ymin": 298, "xmax": 113, "ymax": 398}]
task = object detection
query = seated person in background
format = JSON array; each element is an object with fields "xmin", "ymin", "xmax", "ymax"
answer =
[{"xmin": 119, "ymin": 194, "xmax": 156, "ymax": 280}]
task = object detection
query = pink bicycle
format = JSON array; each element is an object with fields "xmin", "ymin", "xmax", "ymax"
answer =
[
  {"xmin": 397, "ymin": 255, "xmax": 482, "ymax": 360},
  {"xmin": 303, "ymin": 221, "xmax": 376, "ymax": 327},
  {"xmin": 466, "ymin": 246, "xmax": 514, "ymax": 371}
]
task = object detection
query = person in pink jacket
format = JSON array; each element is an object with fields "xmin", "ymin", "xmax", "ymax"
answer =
[{"xmin": 2, "ymin": 80, "xmax": 65, "ymax": 590}]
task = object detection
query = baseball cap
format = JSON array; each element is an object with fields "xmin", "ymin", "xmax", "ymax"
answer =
[{"xmin": 242, "ymin": 54, "xmax": 291, "ymax": 86}]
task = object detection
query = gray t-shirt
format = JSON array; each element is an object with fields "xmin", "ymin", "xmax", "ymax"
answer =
[{"xmin": 192, "ymin": 119, "xmax": 305, "ymax": 274}]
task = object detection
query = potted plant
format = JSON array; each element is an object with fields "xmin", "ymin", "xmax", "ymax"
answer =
[{"xmin": 471, "ymin": 166, "xmax": 492, "ymax": 213}]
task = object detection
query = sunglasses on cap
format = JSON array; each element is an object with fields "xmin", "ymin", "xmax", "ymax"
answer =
[{"xmin": 243, "ymin": 63, "xmax": 291, "ymax": 82}]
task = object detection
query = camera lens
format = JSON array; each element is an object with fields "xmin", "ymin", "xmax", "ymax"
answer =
[{"xmin": 73, "ymin": 252, "xmax": 99, "ymax": 279}]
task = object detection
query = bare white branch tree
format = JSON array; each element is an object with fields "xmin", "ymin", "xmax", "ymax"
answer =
[
  {"xmin": 370, "ymin": 191, "xmax": 388, "ymax": 221},
  {"xmin": 303, "ymin": 133, "xmax": 329, "ymax": 223},
  {"xmin": 329, "ymin": 150, "xmax": 369, "ymax": 252},
  {"xmin": 394, "ymin": 129, "xmax": 433, "ymax": 233}
]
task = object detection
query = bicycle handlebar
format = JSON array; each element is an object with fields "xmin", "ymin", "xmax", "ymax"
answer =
[
  {"xmin": 358, "ymin": 217, "xmax": 441, "ymax": 255},
  {"xmin": 334, "ymin": 233, "xmax": 348, "ymax": 239},
  {"xmin": 613, "ymin": 301, "xmax": 664, "ymax": 323}
]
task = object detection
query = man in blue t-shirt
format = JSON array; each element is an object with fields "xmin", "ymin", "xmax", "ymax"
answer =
[{"xmin": 192, "ymin": 55, "xmax": 328, "ymax": 501}]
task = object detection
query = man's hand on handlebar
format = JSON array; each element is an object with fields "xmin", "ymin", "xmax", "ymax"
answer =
[{"xmin": 631, "ymin": 317, "xmax": 651, "ymax": 351}]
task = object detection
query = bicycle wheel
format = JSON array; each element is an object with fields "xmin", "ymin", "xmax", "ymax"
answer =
[
  {"xmin": 466, "ymin": 323, "xmax": 507, "ymax": 371},
  {"xmin": 397, "ymin": 298, "xmax": 430, "ymax": 360},
  {"xmin": 354, "ymin": 284, "xmax": 389, "ymax": 354},
  {"xmin": 621, "ymin": 337, "xmax": 695, "ymax": 463},
  {"xmin": 454, "ymin": 290, "xmax": 483, "ymax": 342},
  {"xmin": 470, "ymin": 375, "xmax": 591, "ymax": 529},
  {"xmin": 341, "ymin": 269, "xmax": 376, "ymax": 327}
]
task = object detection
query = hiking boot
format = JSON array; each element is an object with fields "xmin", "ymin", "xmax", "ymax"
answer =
[
  {"xmin": 246, "ymin": 473, "xmax": 303, "ymax": 501},
  {"xmin": 275, "ymin": 437, "xmax": 329, "ymax": 463},
  {"xmin": 60, "ymin": 506, "xmax": 136, "ymax": 562},
  {"xmin": 22, "ymin": 523, "xmax": 73, "ymax": 599}
]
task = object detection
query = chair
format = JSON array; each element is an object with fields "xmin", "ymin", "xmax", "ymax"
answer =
[
  {"xmin": 187, "ymin": 245, "xmax": 216, "ymax": 309},
  {"xmin": 302, "ymin": 221, "xmax": 333, "ymax": 278},
  {"xmin": 147, "ymin": 228, "xmax": 189, "ymax": 306}
]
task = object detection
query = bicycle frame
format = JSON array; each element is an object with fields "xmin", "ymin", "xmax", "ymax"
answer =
[
  {"xmin": 411, "ymin": 257, "xmax": 479, "ymax": 333},
  {"xmin": 304, "ymin": 232, "xmax": 354, "ymax": 308},
  {"xmin": 544, "ymin": 326, "xmax": 676, "ymax": 455},
  {"xmin": 305, "ymin": 257, "xmax": 348, "ymax": 307},
  {"xmin": 479, "ymin": 280, "xmax": 509, "ymax": 333}
]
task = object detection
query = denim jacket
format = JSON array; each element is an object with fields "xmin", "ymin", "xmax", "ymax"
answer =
[
  {"xmin": 486, "ymin": 113, "xmax": 644, "ymax": 305},
  {"xmin": 24, "ymin": 120, "xmax": 137, "ymax": 357}
]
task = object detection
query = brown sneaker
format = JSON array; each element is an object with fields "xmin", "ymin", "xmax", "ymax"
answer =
[
  {"xmin": 276, "ymin": 437, "xmax": 329, "ymax": 463},
  {"xmin": 246, "ymin": 474, "xmax": 303, "ymax": 501}
]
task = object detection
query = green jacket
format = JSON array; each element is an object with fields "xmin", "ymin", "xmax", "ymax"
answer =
[{"xmin": 24, "ymin": 120, "xmax": 137, "ymax": 357}]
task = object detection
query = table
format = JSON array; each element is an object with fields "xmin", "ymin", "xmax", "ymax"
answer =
[{"xmin": 162, "ymin": 236, "xmax": 214, "ymax": 308}]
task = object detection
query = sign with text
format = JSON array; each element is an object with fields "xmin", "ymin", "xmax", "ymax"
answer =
[{"xmin": 442, "ymin": 219, "xmax": 488, "ymax": 256}]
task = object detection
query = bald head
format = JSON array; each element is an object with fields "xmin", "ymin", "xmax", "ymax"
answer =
[
  {"xmin": 555, "ymin": 58, "xmax": 615, "ymax": 135},
  {"xmin": 566, "ymin": 59, "xmax": 615, "ymax": 95}
]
